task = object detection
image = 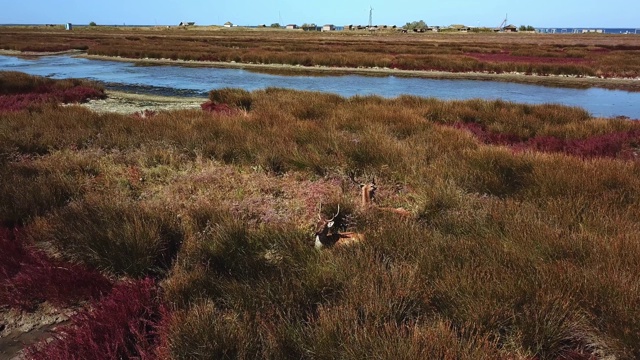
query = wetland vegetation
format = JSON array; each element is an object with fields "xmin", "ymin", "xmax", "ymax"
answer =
[
  {"xmin": 1, "ymin": 72, "xmax": 640, "ymax": 359},
  {"xmin": 2, "ymin": 26, "xmax": 640, "ymax": 91}
]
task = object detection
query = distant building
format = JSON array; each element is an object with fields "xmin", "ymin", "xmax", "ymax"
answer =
[
  {"xmin": 322, "ymin": 24, "xmax": 335, "ymax": 32},
  {"xmin": 224, "ymin": 21, "xmax": 233, "ymax": 28},
  {"xmin": 286, "ymin": 24, "xmax": 298, "ymax": 29},
  {"xmin": 451, "ymin": 24, "xmax": 470, "ymax": 32},
  {"xmin": 503, "ymin": 24, "xmax": 517, "ymax": 32},
  {"xmin": 179, "ymin": 21, "xmax": 195, "ymax": 26},
  {"xmin": 65, "ymin": 23, "xmax": 72, "ymax": 30}
]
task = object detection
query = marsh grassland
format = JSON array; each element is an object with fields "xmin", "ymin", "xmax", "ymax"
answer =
[
  {"xmin": 2, "ymin": 26, "xmax": 640, "ymax": 91},
  {"xmin": 1, "ymin": 71, "xmax": 639, "ymax": 359}
]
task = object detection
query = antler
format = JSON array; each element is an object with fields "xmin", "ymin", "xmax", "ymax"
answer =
[
  {"xmin": 318, "ymin": 202, "xmax": 341, "ymax": 221},
  {"xmin": 331, "ymin": 204, "xmax": 341, "ymax": 220}
]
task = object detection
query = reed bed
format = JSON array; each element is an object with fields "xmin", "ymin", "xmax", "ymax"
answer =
[{"xmin": 1, "ymin": 73, "xmax": 640, "ymax": 359}]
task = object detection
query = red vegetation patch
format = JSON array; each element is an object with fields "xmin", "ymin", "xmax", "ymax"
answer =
[
  {"xmin": 201, "ymin": 100, "xmax": 238, "ymax": 115},
  {"xmin": 454, "ymin": 122, "xmax": 640, "ymax": 160},
  {"xmin": 0, "ymin": 226, "xmax": 112, "ymax": 311},
  {"xmin": 25, "ymin": 278, "xmax": 163, "ymax": 360},
  {"xmin": 467, "ymin": 53, "xmax": 589, "ymax": 65},
  {"xmin": 454, "ymin": 122, "xmax": 524, "ymax": 145},
  {"xmin": 0, "ymin": 86, "xmax": 105, "ymax": 112}
]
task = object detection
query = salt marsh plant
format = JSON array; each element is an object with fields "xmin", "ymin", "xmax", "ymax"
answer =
[{"xmin": 2, "ymin": 74, "xmax": 640, "ymax": 358}]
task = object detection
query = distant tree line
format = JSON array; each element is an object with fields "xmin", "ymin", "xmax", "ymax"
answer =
[
  {"xmin": 403, "ymin": 20, "xmax": 427, "ymax": 30},
  {"xmin": 519, "ymin": 25, "xmax": 536, "ymax": 31}
]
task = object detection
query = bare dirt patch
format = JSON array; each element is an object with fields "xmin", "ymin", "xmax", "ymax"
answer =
[{"xmin": 77, "ymin": 90, "xmax": 206, "ymax": 114}]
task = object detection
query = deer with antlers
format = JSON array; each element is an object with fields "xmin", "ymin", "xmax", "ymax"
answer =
[
  {"xmin": 314, "ymin": 204, "xmax": 365, "ymax": 249},
  {"xmin": 348, "ymin": 172, "xmax": 412, "ymax": 217}
]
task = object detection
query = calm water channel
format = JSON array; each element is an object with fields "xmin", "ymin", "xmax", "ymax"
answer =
[{"xmin": 1, "ymin": 54, "xmax": 639, "ymax": 119}]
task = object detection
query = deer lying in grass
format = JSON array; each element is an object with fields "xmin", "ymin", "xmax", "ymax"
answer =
[
  {"xmin": 349, "ymin": 173, "xmax": 412, "ymax": 217},
  {"xmin": 314, "ymin": 205, "xmax": 365, "ymax": 249}
]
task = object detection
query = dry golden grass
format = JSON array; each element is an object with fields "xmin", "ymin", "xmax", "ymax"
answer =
[{"xmin": 2, "ymin": 75, "xmax": 640, "ymax": 358}]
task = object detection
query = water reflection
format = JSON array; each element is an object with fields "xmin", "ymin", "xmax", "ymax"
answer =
[{"xmin": 1, "ymin": 54, "xmax": 639, "ymax": 119}]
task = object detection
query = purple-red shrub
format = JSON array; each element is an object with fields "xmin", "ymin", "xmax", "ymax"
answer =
[
  {"xmin": 0, "ymin": 86, "xmax": 105, "ymax": 112},
  {"xmin": 0, "ymin": 226, "xmax": 112, "ymax": 311},
  {"xmin": 559, "ymin": 130, "xmax": 640, "ymax": 159},
  {"xmin": 0, "ymin": 93, "xmax": 58, "ymax": 112},
  {"xmin": 59, "ymin": 86, "xmax": 105, "ymax": 104},
  {"xmin": 452, "ymin": 122, "xmax": 640, "ymax": 160},
  {"xmin": 25, "ymin": 278, "xmax": 164, "ymax": 360},
  {"xmin": 0, "ymin": 72, "xmax": 105, "ymax": 112},
  {"xmin": 453, "ymin": 122, "xmax": 524, "ymax": 146},
  {"xmin": 201, "ymin": 100, "xmax": 237, "ymax": 115}
]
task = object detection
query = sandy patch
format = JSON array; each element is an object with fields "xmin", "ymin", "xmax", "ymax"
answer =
[{"xmin": 77, "ymin": 91, "xmax": 207, "ymax": 114}]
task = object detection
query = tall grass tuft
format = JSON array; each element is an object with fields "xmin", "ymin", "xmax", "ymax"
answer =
[
  {"xmin": 26, "ymin": 197, "xmax": 183, "ymax": 278},
  {"xmin": 208, "ymin": 88, "xmax": 253, "ymax": 110}
]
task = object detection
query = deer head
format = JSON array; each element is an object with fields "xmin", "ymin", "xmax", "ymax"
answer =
[
  {"xmin": 348, "ymin": 171, "xmax": 376, "ymax": 208},
  {"xmin": 348, "ymin": 171, "xmax": 411, "ymax": 218},
  {"xmin": 315, "ymin": 204, "xmax": 341, "ymax": 249}
]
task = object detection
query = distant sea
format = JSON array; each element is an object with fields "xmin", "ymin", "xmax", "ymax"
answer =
[{"xmin": 536, "ymin": 28, "xmax": 639, "ymax": 34}]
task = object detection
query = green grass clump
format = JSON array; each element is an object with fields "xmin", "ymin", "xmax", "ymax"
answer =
[
  {"xmin": 26, "ymin": 197, "xmax": 182, "ymax": 278},
  {"xmin": 208, "ymin": 88, "xmax": 253, "ymax": 110}
]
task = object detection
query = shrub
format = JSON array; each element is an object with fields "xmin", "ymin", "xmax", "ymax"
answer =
[
  {"xmin": 0, "ymin": 226, "xmax": 112, "ymax": 311},
  {"xmin": 25, "ymin": 278, "xmax": 163, "ymax": 360},
  {"xmin": 0, "ymin": 72, "xmax": 105, "ymax": 112},
  {"xmin": 208, "ymin": 88, "xmax": 253, "ymax": 110},
  {"xmin": 27, "ymin": 198, "xmax": 183, "ymax": 278},
  {"xmin": 0, "ymin": 162, "xmax": 80, "ymax": 225}
]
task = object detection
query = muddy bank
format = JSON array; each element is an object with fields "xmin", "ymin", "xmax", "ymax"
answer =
[
  {"xmin": 0, "ymin": 304, "xmax": 74, "ymax": 360},
  {"xmin": 0, "ymin": 49, "xmax": 85, "ymax": 58}
]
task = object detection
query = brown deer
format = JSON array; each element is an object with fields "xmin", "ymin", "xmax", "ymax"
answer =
[
  {"xmin": 314, "ymin": 204, "xmax": 365, "ymax": 249},
  {"xmin": 348, "ymin": 172, "xmax": 411, "ymax": 217}
]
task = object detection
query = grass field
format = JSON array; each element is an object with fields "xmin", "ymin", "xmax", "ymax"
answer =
[
  {"xmin": 2, "ymin": 26, "xmax": 640, "ymax": 91},
  {"xmin": 1, "ymin": 72, "xmax": 640, "ymax": 359}
]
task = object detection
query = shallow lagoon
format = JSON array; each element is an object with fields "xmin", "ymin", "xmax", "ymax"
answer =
[{"xmin": 1, "ymin": 54, "xmax": 639, "ymax": 119}]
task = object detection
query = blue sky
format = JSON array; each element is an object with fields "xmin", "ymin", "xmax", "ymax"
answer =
[{"xmin": 1, "ymin": 0, "xmax": 638, "ymax": 28}]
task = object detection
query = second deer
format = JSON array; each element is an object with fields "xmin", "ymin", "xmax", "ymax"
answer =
[{"xmin": 348, "ymin": 172, "xmax": 411, "ymax": 217}]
